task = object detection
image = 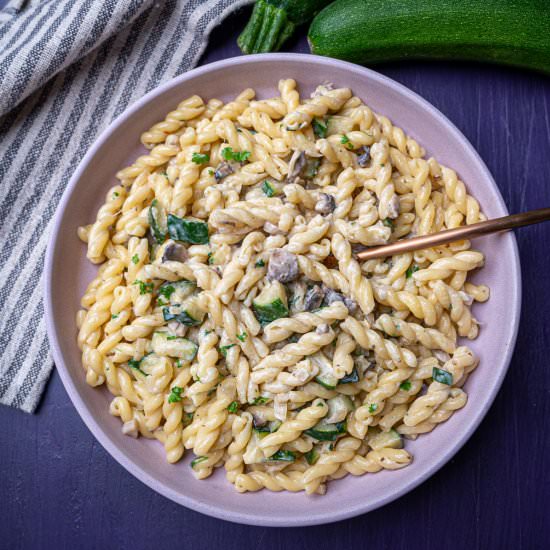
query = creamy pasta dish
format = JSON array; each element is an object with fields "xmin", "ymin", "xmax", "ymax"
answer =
[{"xmin": 77, "ymin": 80, "xmax": 488, "ymax": 494}]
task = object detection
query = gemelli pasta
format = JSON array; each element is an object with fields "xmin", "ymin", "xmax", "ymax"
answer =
[{"xmin": 76, "ymin": 79, "xmax": 488, "ymax": 495}]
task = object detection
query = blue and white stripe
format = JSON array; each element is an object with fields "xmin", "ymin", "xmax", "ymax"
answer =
[{"xmin": 0, "ymin": 0, "xmax": 251, "ymax": 412}]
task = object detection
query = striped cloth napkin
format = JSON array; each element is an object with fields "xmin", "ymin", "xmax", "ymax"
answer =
[{"xmin": 0, "ymin": 0, "xmax": 251, "ymax": 413}]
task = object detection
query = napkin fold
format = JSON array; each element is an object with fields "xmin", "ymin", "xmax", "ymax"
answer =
[{"xmin": 0, "ymin": 0, "xmax": 251, "ymax": 412}]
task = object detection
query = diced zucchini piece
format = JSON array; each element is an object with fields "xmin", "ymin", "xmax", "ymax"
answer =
[
  {"xmin": 167, "ymin": 214, "xmax": 209, "ymax": 244},
  {"xmin": 253, "ymin": 281, "xmax": 289, "ymax": 324},
  {"xmin": 368, "ymin": 429, "xmax": 403, "ymax": 451},
  {"xmin": 339, "ymin": 366, "xmax": 360, "ymax": 385},
  {"xmin": 433, "ymin": 366, "xmax": 453, "ymax": 386},
  {"xmin": 254, "ymin": 420, "xmax": 282, "ymax": 439},
  {"xmin": 312, "ymin": 353, "xmax": 338, "ymax": 390},
  {"xmin": 264, "ymin": 450, "xmax": 295, "ymax": 463},
  {"xmin": 152, "ymin": 332, "xmax": 198, "ymax": 362},
  {"xmin": 162, "ymin": 295, "xmax": 205, "ymax": 326},
  {"xmin": 305, "ymin": 448, "xmax": 319, "ymax": 465},
  {"xmin": 325, "ymin": 395, "xmax": 354, "ymax": 424},
  {"xmin": 148, "ymin": 199, "xmax": 167, "ymax": 243},
  {"xmin": 305, "ymin": 420, "xmax": 347, "ymax": 442}
]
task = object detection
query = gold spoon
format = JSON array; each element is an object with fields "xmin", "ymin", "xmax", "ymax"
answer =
[{"xmin": 354, "ymin": 207, "xmax": 550, "ymax": 262}]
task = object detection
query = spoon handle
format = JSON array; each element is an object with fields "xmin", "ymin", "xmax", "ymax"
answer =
[{"xmin": 355, "ymin": 207, "xmax": 550, "ymax": 261}]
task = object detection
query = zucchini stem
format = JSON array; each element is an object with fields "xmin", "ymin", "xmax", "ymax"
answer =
[{"xmin": 238, "ymin": 0, "xmax": 295, "ymax": 54}]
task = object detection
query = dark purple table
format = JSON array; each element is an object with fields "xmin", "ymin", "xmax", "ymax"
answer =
[{"xmin": 2, "ymin": 6, "xmax": 550, "ymax": 549}]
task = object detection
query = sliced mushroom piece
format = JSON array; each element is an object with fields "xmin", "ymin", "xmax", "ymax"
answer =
[
  {"xmin": 316, "ymin": 323, "xmax": 330, "ymax": 335},
  {"xmin": 304, "ymin": 285, "xmax": 325, "ymax": 311},
  {"xmin": 214, "ymin": 161, "xmax": 234, "ymax": 181},
  {"xmin": 162, "ymin": 241, "xmax": 188, "ymax": 263},
  {"xmin": 267, "ymin": 249, "xmax": 299, "ymax": 283},
  {"xmin": 357, "ymin": 146, "xmax": 371, "ymax": 167},
  {"xmin": 315, "ymin": 193, "xmax": 336, "ymax": 215},
  {"xmin": 386, "ymin": 195, "xmax": 401, "ymax": 219},
  {"xmin": 287, "ymin": 150, "xmax": 307, "ymax": 181},
  {"xmin": 322, "ymin": 285, "xmax": 358, "ymax": 314}
]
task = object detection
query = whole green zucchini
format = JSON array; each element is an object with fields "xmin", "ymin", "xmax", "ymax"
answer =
[
  {"xmin": 238, "ymin": 0, "xmax": 333, "ymax": 54},
  {"xmin": 309, "ymin": 0, "xmax": 550, "ymax": 74}
]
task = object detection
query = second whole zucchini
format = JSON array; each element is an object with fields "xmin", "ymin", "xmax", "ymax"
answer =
[{"xmin": 308, "ymin": 0, "xmax": 550, "ymax": 74}]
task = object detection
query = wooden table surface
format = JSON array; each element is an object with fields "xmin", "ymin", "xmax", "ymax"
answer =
[{"xmin": 2, "ymin": 5, "xmax": 550, "ymax": 549}]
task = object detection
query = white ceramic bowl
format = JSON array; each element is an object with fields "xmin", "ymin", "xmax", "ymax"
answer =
[{"xmin": 44, "ymin": 53, "xmax": 521, "ymax": 526}]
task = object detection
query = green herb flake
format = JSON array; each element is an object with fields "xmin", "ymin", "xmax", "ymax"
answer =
[
  {"xmin": 227, "ymin": 401, "xmax": 239, "ymax": 413},
  {"xmin": 368, "ymin": 403, "xmax": 378, "ymax": 414},
  {"xmin": 168, "ymin": 386, "xmax": 183, "ymax": 403},
  {"xmin": 131, "ymin": 254, "xmax": 139, "ymax": 265},
  {"xmin": 255, "ymin": 259, "xmax": 265, "ymax": 268},
  {"xmin": 406, "ymin": 265, "xmax": 420, "ymax": 278},
  {"xmin": 157, "ymin": 298, "xmax": 167, "ymax": 307},
  {"xmin": 192, "ymin": 152, "xmax": 210, "ymax": 165},
  {"xmin": 340, "ymin": 135, "xmax": 354, "ymax": 149},
  {"xmin": 158, "ymin": 284, "xmax": 175, "ymax": 300},
  {"xmin": 111, "ymin": 313, "xmax": 119, "ymax": 320},
  {"xmin": 251, "ymin": 396, "xmax": 270, "ymax": 405},
  {"xmin": 236, "ymin": 332, "xmax": 247, "ymax": 342},
  {"xmin": 312, "ymin": 118, "xmax": 328, "ymax": 139},
  {"xmin": 191, "ymin": 456, "xmax": 208, "ymax": 469},
  {"xmin": 208, "ymin": 169, "xmax": 215, "ymax": 176},
  {"xmin": 175, "ymin": 359, "xmax": 184, "ymax": 368},
  {"xmin": 128, "ymin": 359, "xmax": 148, "ymax": 377},
  {"xmin": 400, "ymin": 380, "xmax": 412, "ymax": 391},
  {"xmin": 207, "ymin": 252, "xmax": 215, "ymax": 265},
  {"xmin": 166, "ymin": 335, "xmax": 178, "ymax": 340},
  {"xmin": 382, "ymin": 218, "xmax": 394, "ymax": 229},
  {"xmin": 182, "ymin": 412, "xmax": 194, "ymax": 425},
  {"xmin": 221, "ymin": 147, "xmax": 251, "ymax": 163},
  {"xmin": 133, "ymin": 279, "xmax": 154, "ymax": 295},
  {"xmin": 261, "ymin": 180, "xmax": 276, "ymax": 197},
  {"xmin": 112, "ymin": 191, "xmax": 119, "ymax": 198},
  {"xmin": 433, "ymin": 367, "xmax": 453, "ymax": 386},
  {"xmin": 219, "ymin": 343, "xmax": 236, "ymax": 357}
]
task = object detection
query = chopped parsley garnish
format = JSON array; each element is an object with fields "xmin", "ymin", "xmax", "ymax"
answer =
[
  {"xmin": 111, "ymin": 313, "xmax": 119, "ymax": 320},
  {"xmin": 133, "ymin": 279, "xmax": 154, "ymax": 295},
  {"xmin": 433, "ymin": 367, "xmax": 453, "ymax": 386},
  {"xmin": 192, "ymin": 152, "xmax": 210, "ymax": 164},
  {"xmin": 160, "ymin": 170, "xmax": 168, "ymax": 176},
  {"xmin": 175, "ymin": 359, "xmax": 184, "ymax": 368},
  {"xmin": 112, "ymin": 191, "xmax": 119, "ymax": 198},
  {"xmin": 400, "ymin": 380, "xmax": 412, "ymax": 391},
  {"xmin": 406, "ymin": 265, "xmax": 420, "ymax": 278},
  {"xmin": 157, "ymin": 298, "xmax": 168, "ymax": 307},
  {"xmin": 340, "ymin": 135, "xmax": 354, "ymax": 149},
  {"xmin": 182, "ymin": 412, "xmax": 194, "ymax": 425},
  {"xmin": 221, "ymin": 147, "xmax": 251, "ymax": 163},
  {"xmin": 207, "ymin": 252, "xmax": 215, "ymax": 265},
  {"xmin": 208, "ymin": 169, "xmax": 215, "ymax": 176},
  {"xmin": 128, "ymin": 358, "xmax": 148, "ymax": 377},
  {"xmin": 236, "ymin": 332, "xmax": 247, "ymax": 342},
  {"xmin": 219, "ymin": 343, "xmax": 236, "ymax": 357},
  {"xmin": 368, "ymin": 403, "xmax": 378, "ymax": 414},
  {"xmin": 166, "ymin": 335, "xmax": 178, "ymax": 340},
  {"xmin": 190, "ymin": 456, "xmax": 208, "ymax": 469},
  {"xmin": 382, "ymin": 218, "xmax": 394, "ymax": 228},
  {"xmin": 158, "ymin": 284, "xmax": 175, "ymax": 300},
  {"xmin": 131, "ymin": 254, "xmax": 139, "ymax": 265},
  {"xmin": 227, "ymin": 401, "xmax": 239, "ymax": 413},
  {"xmin": 312, "ymin": 118, "xmax": 328, "ymax": 138},
  {"xmin": 255, "ymin": 259, "xmax": 265, "ymax": 268},
  {"xmin": 168, "ymin": 386, "xmax": 183, "ymax": 403},
  {"xmin": 251, "ymin": 396, "xmax": 270, "ymax": 405},
  {"xmin": 261, "ymin": 180, "xmax": 276, "ymax": 197}
]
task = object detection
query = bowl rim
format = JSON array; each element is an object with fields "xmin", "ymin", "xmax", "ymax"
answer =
[{"xmin": 44, "ymin": 52, "xmax": 522, "ymax": 527}]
